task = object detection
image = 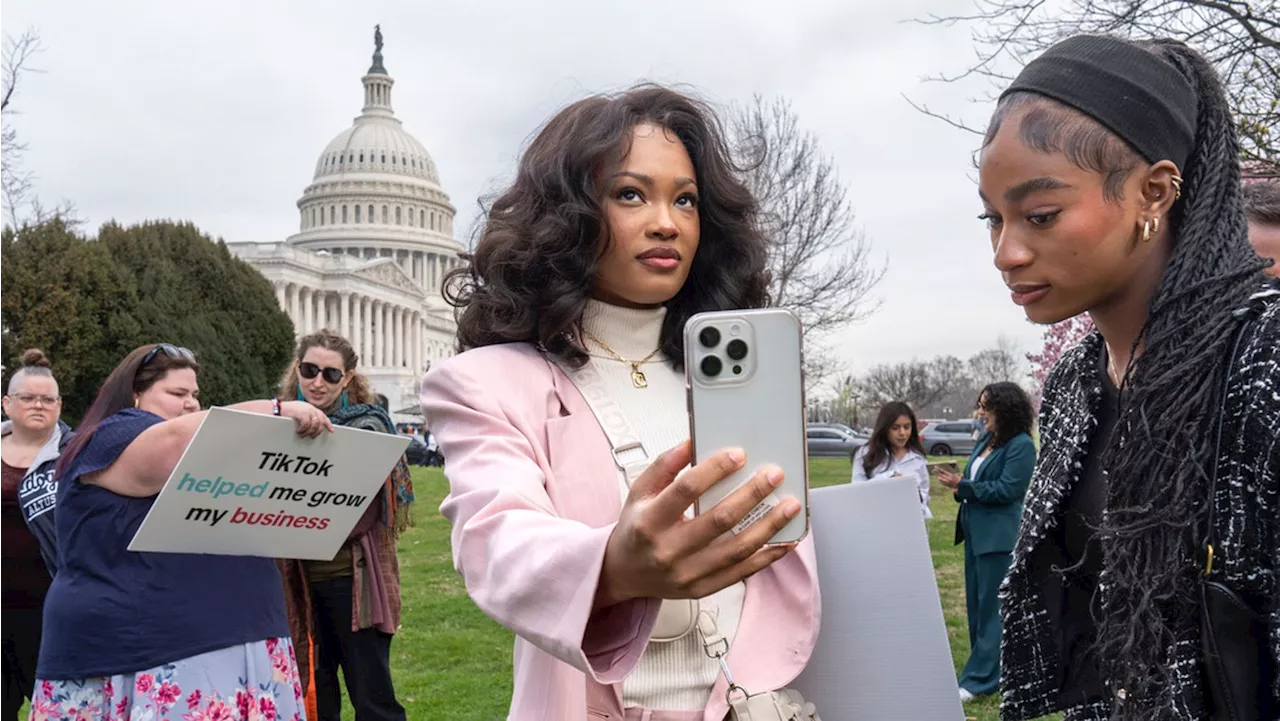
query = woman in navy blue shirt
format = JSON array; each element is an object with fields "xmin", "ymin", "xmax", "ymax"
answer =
[{"xmin": 31, "ymin": 343, "xmax": 331, "ymax": 721}]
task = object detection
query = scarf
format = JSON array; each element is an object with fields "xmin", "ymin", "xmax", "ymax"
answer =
[{"xmin": 328, "ymin": 402, "xmax": 415, "ymax": 536}]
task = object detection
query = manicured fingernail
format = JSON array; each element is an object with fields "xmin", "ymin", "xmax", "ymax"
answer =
[
  {"xmin": 782, "ymin": 499, "xmax": 801, "ymax": 518},
  {"xmin": 767, "ymin": 467, "xmax": 784, "ymax": 487},
  {"xmin": 727, "ymin": 448, "xmax": 746, "ymax": 464}
]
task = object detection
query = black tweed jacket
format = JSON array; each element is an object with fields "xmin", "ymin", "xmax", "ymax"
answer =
[{"xmin": 998, "ymin": 282, "xmax": 1280, "ymax": 721}]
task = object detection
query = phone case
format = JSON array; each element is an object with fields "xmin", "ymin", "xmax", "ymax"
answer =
[{"xmin": 685, "ymin": 308, "xmax": 810, "ymax": 546}]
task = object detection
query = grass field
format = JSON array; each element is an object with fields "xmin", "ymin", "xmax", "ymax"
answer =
[{"xmin": 380, "ymin": 458, "xmax": 1062, "ymax": 721}]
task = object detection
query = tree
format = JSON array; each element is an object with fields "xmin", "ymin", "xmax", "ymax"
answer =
[
  {"xmin": 1027, "ymin": 314, "xmax": 1096, "ymax": 395},
  {"xmin": 826, "ymin": 373, "xmax": 862, "ymax": 427},
  {"xmin": 97, "ymin": 221, "xmax": 297, "ymax": 408},
  {"xmin": 2, "ymin": 220, "xmax": 296, "ymax": 422},
  {"xmin": 729, "ymin": 96, "xmax": 885, "ymax": 387},
  {"xmin": 855, "ymin": 356, "xmax": 952, "ymax": 411},
  {"xmin": 1, "ymin": 220, "xmax": 143, "ymax": 421},
  {"xmin": 967, "ymin": 334, "xmax": 1024, "ymax": 387},
  {"xmin": 2, "ymin": 29, "xmax": 41, "ymax": 227},
  {"xmin": 2, "ymin": 28, "xmax": 75, "ymax": 228},
  {"xmin": 910, "ymin": 0, "xmax": 1280, "ymax": 170}
]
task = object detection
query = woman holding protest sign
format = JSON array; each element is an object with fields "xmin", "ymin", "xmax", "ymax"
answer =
[
  {"xmin": 31, "ymin": 342, "xmax": 331, "ymax": 721},
  {"xmin": 976, "ymin": 35, "xmax": 1280, "ymax": 719},
  {"xmin": 277, "ymin": 329, "xmax": 412, "ymax": 721},
  {"xmin": 421, "ymin": 85, "xmax": 820, "ymax": 721},
  {"xmin": 1, "ymin": 349, "xmax": 71, "ymax": 721}
]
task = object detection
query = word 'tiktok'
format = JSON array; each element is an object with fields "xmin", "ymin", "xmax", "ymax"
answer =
[{"xmin": 258, "ymin": 452, "xmax": 333, "ymax": 476}]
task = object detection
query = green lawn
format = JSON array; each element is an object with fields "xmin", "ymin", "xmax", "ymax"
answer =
[{"xmin": 381, "ymin": 459, "xmax": 1060, "ymax": 721}]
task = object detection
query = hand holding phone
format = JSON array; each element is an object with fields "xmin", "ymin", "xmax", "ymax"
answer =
[
  {"xmin": 595, "ymin": 441, "xmax": 802, "ymax": 608},
  {"xmin": 685, "ymin": 309, "xmax": 810, "ymax": 546},
  {"xmin": 930, "ymin": 461, "xmax": 961, "ymax": 489}
]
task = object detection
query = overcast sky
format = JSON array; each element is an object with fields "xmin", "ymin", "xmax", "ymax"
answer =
[{"xmin": 2, "ymin": 0, "xmax": 1047, "ymax": 383}]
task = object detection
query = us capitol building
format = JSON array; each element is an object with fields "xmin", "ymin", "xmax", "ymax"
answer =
[{"xmin": 228, "ymin": 29, "xmax": 462, "ymax": 421}]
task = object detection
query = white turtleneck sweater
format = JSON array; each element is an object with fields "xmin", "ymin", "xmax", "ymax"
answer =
[{"xmin": 580, "ymin": 299, "xmax": 746, "ymax": 712}]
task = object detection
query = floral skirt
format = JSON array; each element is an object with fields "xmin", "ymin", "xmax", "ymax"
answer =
[{"xmin": 30, "ymin": 637, "xmax": 305, "ymax": 721}]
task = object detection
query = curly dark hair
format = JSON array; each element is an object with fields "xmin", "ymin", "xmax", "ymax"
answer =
[
  {"xmin": 984, "ymin": 38, "xmax": 1271, "ymax": 716},
  {"xmin": 445, "ymin": 83, "xmax": 770, "ymax": 369},
  {"xmin": 978, "ymin": 381, "xmax": 1033, "ymax": 448}
]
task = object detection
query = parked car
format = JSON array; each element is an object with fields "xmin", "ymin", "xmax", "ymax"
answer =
[
  {"xmin": 806, "ymin": 426, "xmax": 866, "ymax": 459},
  {"xmin": 809, "ymin": 422, "xmax": 872, "ymax": 440},
  {"xmin": 919, "ymin": 421, "xmax": 978, "ymax": 457}
]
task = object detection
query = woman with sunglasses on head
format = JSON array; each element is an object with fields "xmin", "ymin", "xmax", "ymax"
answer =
[
  {"xmin": 1, "ymin": 349, "xmax": 71, "ymax": 721},
  {"xmin": 976, "ymin": 36, "xmax": 1280, "ymax": 720},
  {"xmin": 421, "ymin": 85, "xmax": 819, "ymax": 721},
  {"xmin": 31, "ymin": 343, "xmax": 332, "ymax": 721},
  {"xmin": 277, "ymin": 329, "xmax": 412, "ymax": 721}
]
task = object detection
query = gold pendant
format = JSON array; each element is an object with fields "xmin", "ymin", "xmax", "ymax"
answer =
[{"xmin": 630, "ymin": 365, "xmax": 648, "ymax": 389}]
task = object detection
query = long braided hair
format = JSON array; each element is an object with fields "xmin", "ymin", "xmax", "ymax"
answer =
[
  {"xmin": 1100, "ymin": 39, "xmax": 1269, "ymax": 712},
  {"xmin": 986, "ymin": 37, "xmax": 1269, "ymax": 715},
  {"xmin": 1085, "ymin": 40, "xmax": 1266, "ymax": 713}
]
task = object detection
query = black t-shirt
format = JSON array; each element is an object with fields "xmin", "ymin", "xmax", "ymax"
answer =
[{"xmin": 1055, "ymin": 347, "xmax": 1118, "ymax": 705}]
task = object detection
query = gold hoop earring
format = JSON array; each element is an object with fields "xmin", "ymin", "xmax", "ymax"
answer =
[
  {"xmin": 1152, "ymin": 216, "xmax": 1160, "ymax": 235},
  {"xmin": 133, "ymin": 397, "xmax": 140, "ymax": 408},
  {"xmin": 1171, "ymin": 175, "xmax": 1183, "ymax": 200},
  {"xmin": 1142, "ymin": 219, "xmax": 1152, "ymax": 243}
]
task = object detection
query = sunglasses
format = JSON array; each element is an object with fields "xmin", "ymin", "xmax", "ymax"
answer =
[
  {"xmin": 141, "ymin": 343, "xmax": 196, "ymax": 368},
  {"xmin": 299, "ymin": 362, "xmax": 345, "ymax": 385}
]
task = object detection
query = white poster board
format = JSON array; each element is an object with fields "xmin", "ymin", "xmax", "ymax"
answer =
[
  {"xmin": 129, "ymin": 407, "xmax": 409, "ymax": 560},
  {"xmin": 790, "ymin": 479, "xmax": 966, "ymax": 720}
]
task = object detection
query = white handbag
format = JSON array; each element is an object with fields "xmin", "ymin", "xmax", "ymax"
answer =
[{"xmin": 551, "ymin": 355, "xmax": 820, "ymax": 721}]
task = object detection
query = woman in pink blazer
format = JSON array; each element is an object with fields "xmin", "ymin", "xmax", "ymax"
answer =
[{"xmin": 421, "ymin": 85, "xmax": 820, "ymax": 721}]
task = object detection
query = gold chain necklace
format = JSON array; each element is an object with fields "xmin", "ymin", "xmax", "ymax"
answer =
[{"xmin": 581, "ymin": 329, "xmax": 661, "ymax": 389}]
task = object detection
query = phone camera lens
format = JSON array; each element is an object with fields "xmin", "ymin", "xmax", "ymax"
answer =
[
  {"xmin": 699, "ymin": 327, "xmax": 721, "ymax": 348},
  {"xmin": 700, "ymin": 355, "xmax": 722, "ymax": 377},
  {"xmin": 732, "ymin": 365, "xmax": 743, "ymax": 375},
  {"xmin": 726, "ymin": 339, "xmax": 748, "ymax": 360}
]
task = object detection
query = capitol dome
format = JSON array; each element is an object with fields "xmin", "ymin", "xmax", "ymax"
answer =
[
  {"xmin": 228, "ymin": 27, "xmax": 462, "ymax": 424},
  {"xmin": 288, "ymin": 32, "xmax": 459, "ymax": 253}
]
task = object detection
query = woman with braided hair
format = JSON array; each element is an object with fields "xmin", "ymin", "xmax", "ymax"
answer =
[{"xmin": 977, "ymin": 35, "xmax": 1279, "ymax": 720}]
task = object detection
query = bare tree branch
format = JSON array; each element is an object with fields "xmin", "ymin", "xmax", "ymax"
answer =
[
  {"xmin": 2, "ymin": 29, "xmax": 44, "ymax": 228},
  {"xmin": 728, "ymin": 96, "xmax": 886, "ymax": 382},
  {"xmin": 901, "ymin": 94, "xmax": 984, "ymax": 134},
  {"xmin": 910, "ymin": 0, "xmax": 1280, "ymax": 168}
]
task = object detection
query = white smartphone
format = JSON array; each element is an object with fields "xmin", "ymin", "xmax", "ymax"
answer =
[{"xmin": 684, "ymin": 308, "xmax": 810, "ymax": 546}]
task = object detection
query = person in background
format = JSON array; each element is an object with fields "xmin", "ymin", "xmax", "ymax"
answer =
[
  {"xmin": 1243, "ymin": 180, "xmax": 1280, "ymax": 277},
  {"xmin": 424, "ymin": 429, "xmax": 442, "ymax": 467},
  {"xmin": 1, "ymin": 350, "xmax": 71, "ymax": 721},
  {"xmin": 977, "ymin": 35, "xmax": 1278, "ymax": 719},
  {"xmin": 421, "ymin": 84, "xmax": 819, "ymax": 720},
  {"xmin": 277, "ymin": 329, "xmax": 412, "ymax": 721},
  {"xmin": 852, "ymin": 401, "xmax": 932, "ymax": 519},
  {"xmin": 32, "ymin": 343, "xmax": 330, "ymax": 721},
  {"xmin": 937, "ymin": 382, "xmax": 1036, "ymax": 704}
]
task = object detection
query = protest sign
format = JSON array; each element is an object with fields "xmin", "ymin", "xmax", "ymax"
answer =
[
  {"xmin": 790, "ymin": 479, "xmax": 965, "ymax": 720},
  {"xmin": 129, "ymin": 407, "xmax": 409, "ymax": 560}
]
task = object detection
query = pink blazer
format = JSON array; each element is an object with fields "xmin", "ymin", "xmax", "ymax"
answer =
[{"xmin": 420, "ymin": 343, "xmax": 821, "ymax": 721}]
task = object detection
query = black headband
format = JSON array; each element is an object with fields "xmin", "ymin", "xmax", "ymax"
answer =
[{"xmin": 1001, "ymin": 35, "xmax": 1198, "ymax": 172}]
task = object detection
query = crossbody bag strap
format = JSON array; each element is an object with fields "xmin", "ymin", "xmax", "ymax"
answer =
[
  {"xmin": 548, "ymin": 355, "xmax": 651, "ymax": 485},
  {"xmin": 547, "ymin": 353, "xmax": 701, "ymax": 643}
]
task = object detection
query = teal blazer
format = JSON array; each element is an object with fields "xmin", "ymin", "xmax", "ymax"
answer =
[{"xmin": 953, "ymin": 432, "xmax": 1036, "ymax": 555}]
